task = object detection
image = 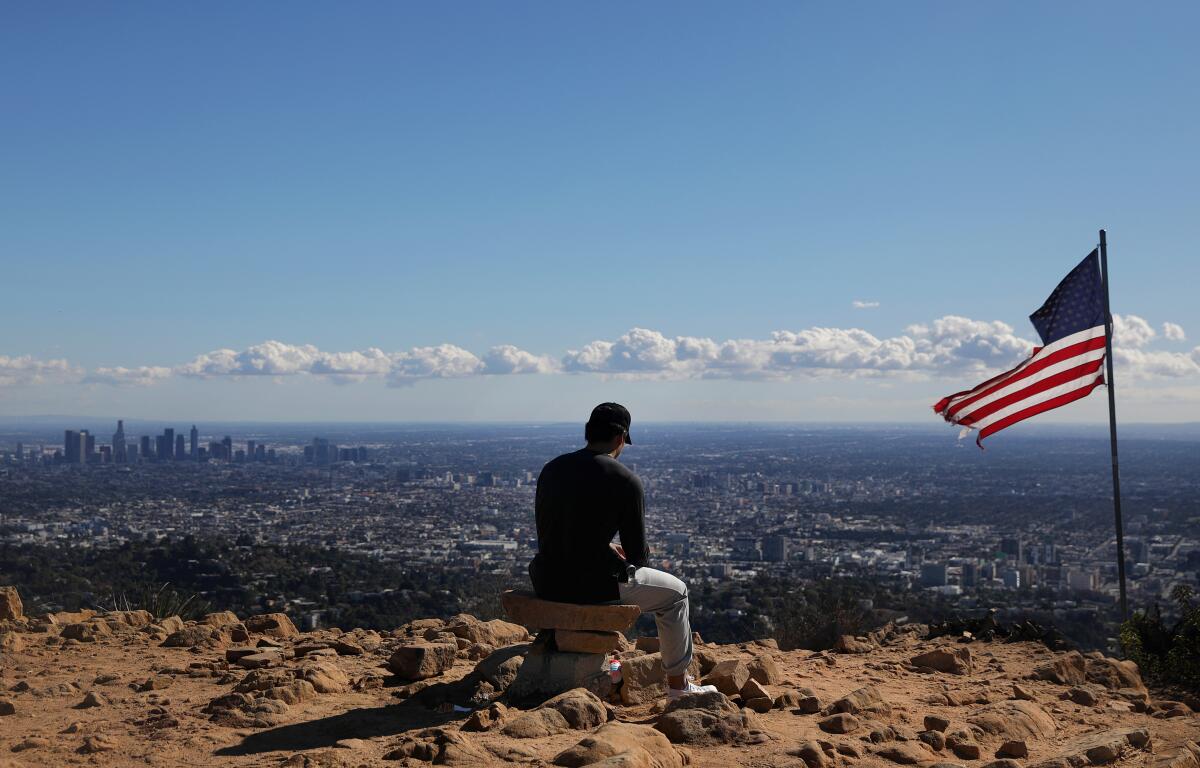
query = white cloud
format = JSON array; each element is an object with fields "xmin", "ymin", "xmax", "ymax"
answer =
[
  {"xmin": 84, "ymin": 366, "xmax": 173, "ymax": 387},
  {"xmin": 561, "ymin": 317, "xmax": 1037, "ymax": 380},
  {"xmin": 0, "ymin": 355, "xmax": 78, "ymax": 387},
  {"xmin": 25, "ymin": 312, "xmax": 1200, "ymax": 392},
  {"xmin": 386, "ymin": 345, "xmax": 484, "ymax": 386},
  {"xmin": 852, "ymin": 300, "xmax": 880, "ymax": 309},
  {"xmin": 482, "ymin": 345, "xmax": 559, "ymax": 375},
  {"xmin": 1112, "ymin": 314, "xmax": 1156, "ymax": 347}
]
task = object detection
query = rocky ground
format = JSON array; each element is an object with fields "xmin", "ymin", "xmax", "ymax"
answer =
[{"xmin": 0, "ymin": 589, "xmax": 1197, "ymax": 768}]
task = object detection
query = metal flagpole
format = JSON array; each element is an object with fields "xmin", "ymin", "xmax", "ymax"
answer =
[{"xmin": 1098, "ymin": 229, "xmax": 1128, "ymax": 620}]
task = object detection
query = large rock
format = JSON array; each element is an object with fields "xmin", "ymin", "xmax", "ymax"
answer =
[
  {"xmin": 912, "ymin": 646, "xmax": 974, "ymax": 675},
  {"xmin": 0, "ymin": 587, "xmax": 22, "ymax": 622},
  {"xmin": 967, "ymin": 700, "xmax": 1056, "ymax": 741},
  {"xmin": 555, "ymin": 629, "xmax": 625, "ymax": 654},
  {"xmin": 654, "ymin": 690, "xmax": 751, "ymax": 745},
  {"xmin": 244, "ymin": 613, "xmax": 299, "ymax": 639},
  {"xmin": 387, "ymin": 642, "xmax": 458, "ymax": 680},
  {"xmin": 507, "ymin": 645, "xmax": 611, "ymax": 703},
  {"xmin": 541, "ymin": 687, "xmax": 609, "ymax": 730},
  {"xmin": 445, "ymin": 614, "xmax": 530, "ymax": 647},
  {"xmin": 502, "ymin": 590, "xmax": 641, "ymax": 632},
  {"xmin": 826, "ymin": 685, "xmax": 891, "ymax": 717},
  {"xmin": 619, "ymin": 651, "xmax": 701, "ymax": 705},
  {"xmin": 1067, "ymin": 728, "xmax": 1151, "ymax": 765},
  {"xmin": 162, "ymin": 625, "xmax": 227, "ymax": 648},
  {"xmin": 298, "ymin": 661, "xmax": 349, "ymax": 694},
  {"xmin": 836, "ymin": 635, "xmax": 876, "ymax": 654},
  {"xmin": 201, "ymin": 611, "xmax": 242, "ymax": 628},
  {"xmin": 820, "ymin": 713, "xmax": 861, "ymax": 734},
  {"xmin": 472, "ymin": 644, "xmax": 528, "ymax": 691},
  {"xmin": 1031, "ymin": 651, "xmax": 1086, "ymax": 686},
  {"xmin": 553, "ymin": 721, "xmax": 688, "ymax": 768},
  {"xmin": 502, "ymin": 707, "xmax": 570, "ymax": 738},
  {"xmin": 1085, "ymin": 656, "xmax": 1146, "ymax": 692}
]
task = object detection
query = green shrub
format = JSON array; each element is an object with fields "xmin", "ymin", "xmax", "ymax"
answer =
[{"xmin": 1120, "ymin": 585, "xmax": 1200, "ymax": 693}]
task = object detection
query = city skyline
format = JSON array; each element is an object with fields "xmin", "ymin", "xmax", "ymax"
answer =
[{"xmin": 3, "ymin": 3, "xmax": 1199, "ymax": 422}]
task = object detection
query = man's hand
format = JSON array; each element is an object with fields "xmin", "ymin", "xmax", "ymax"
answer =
[{"xmin": 610, "ymin": 542, "xmax": 626, "ymax": 560}]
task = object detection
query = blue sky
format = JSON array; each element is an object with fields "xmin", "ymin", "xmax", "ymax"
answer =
[{"xmin": 2, "ymin": 2, "xmax": 1198, "ymax": 423}]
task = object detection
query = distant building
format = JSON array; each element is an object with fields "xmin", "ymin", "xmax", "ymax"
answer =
[
  {"xmin": 190, "ymin": 425, "xmax": 199, "ymax": 459},
  {"xmin": 1000, "ymin": 536, "xmax": 1023, "ymax": 563},
  {"xmin": 164, "ymin": 428, "xmax": 175, "ymax": 460},
  {"xmin": 84, "ymin": 432, "xmax": 95, "ymax": 462},
  {"xmin": 247, "ymin": 440, "xmax": 256, "ymax": 462},
  {"xmin": 763, "ymin": 535, "xmax": 789, "ymax": 563},
  {"xmin": 112, "ymin": 420, "xmax": 127, "ymax": 463},
  {"xmin": 64, "ymin": 430, "xmax": 85, "ymax": 463},
  {"xmin": 960, "ymin": 561, "xmax": 978, "ymax": 587},
  {"xmin": 732, "ymin": 535, "xmax": 761, "ymax": 562},
  {"xmin": 920, "ymin": 562, "xmax": 948, "ymax": 587},
  {"xmin": 175, "ymin": 434, "xmax": 186, "ymax": 460},
  {"xmin": 222, "ymin": 436, "xmax": 233, "ymax": 461}
]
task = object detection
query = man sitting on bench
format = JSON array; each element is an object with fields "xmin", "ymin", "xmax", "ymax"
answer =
[{"xmin": 528, "ymin": 402, "xmax": 716, "ymax": 700}]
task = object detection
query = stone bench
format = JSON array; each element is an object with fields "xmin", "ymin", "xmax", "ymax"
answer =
[
  {"xmin": 500, "ymin": 589, "xmax": 641, "ymax": 703},
  {"xmin": 500, "ymin": 589, "xmax": 639, "ymax": 654}
]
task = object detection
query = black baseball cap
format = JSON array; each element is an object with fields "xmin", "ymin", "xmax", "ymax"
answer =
[{"xmin": 588, "ymin": 402, "xmax": 632, "ymax": 444}]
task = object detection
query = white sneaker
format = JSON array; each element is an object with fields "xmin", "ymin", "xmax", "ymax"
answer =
[{"xmin": 667, "ymin": 676, "xmax": 718, "ymax": 701}]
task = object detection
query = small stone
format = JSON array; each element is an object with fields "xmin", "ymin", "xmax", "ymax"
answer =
[
  {"xmin": 952, "ymin": 742, "xmax": 982, "ymax": 760},
  {"xmin": 501, "ymin": 707, "xmax": 570, "ymax": 738},
  {"xmin": 790, "ymin": 740, "xmax": 831, "ymax": 768},
  {"xmin": 819, "ymin": 713, "xmax": 861, "ymax": 734},
  {"xmin": 1066, "ymin": 687, "xmax": 1100, "ymax": 706},
  {"xmin": 997, "ymin": 740, "xmax": 1028, "ymax": 758},
  {"xmin": 12, "ymin": 736, "xmax": 51, "ymax": 752},
  {"xmin": 0, "ymin": 698, "xmax": 15, "ymax": 715},
  {"xmin": 921, "ymin": 730, "xmax": 947, "ymax": 751},
  {"xmin": 925, "ymin": 715, "xmax": 951, "ymax": 732},
  {"xmin": 77, "ymin": 691, "xmax": 108, "ymax": 709},
  {"xmin": 234, "ymin": 651, "xmax": 281, "ymax": 669},
  {"xmin": 795, "ymin": 695, "xmax": 822, "ymax": 714},
  {"xmin": 741, "ymin": 678, "xmax": 772, "ymax": 701},
  {"xmin": 1011, "ymin": 683, "xmax": 1036, "ymax": 701},
  {"xmin": 80, "ymin": 734, "xmax": 118, "ymax": 753},
  {"xmin": 746, "ymin": 696, "xmax": 773, "ymax": 713}
]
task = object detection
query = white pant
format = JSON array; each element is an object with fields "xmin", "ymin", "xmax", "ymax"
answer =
[{"xmin": 618, "ymin": 566, "xmax": 693, "ymax": 677}]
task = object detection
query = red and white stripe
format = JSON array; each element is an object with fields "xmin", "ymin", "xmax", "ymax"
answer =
[{"xmin": 932, "ymin": 325, "xmax": 1107, "ymax": 445}]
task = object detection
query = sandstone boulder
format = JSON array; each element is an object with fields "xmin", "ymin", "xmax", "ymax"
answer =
[
  {"xmin": 618, "ymin": 650, "xmax": 700, "ymax": 705},
  {"xmin": 0, "ymin": 587, "xmax": 21, "ymax": 622},
  {"xmin": 0, "ymin": 632, "xmax": 24, "ymax": 654},
  {"xmin": 1031, "ymin": 651, "xmax": 1086, "ymax": 686},
  {"xmin": 502, "ymin": 589, "xmax": 641, "ymax": 632},
  {"xmin": 826, "ymin": 685, "xmax": 891, "ymax": 717},
  {"xmin": 876, "ymin": 743, "xmax": 932, "ymax": 764},
  {"xmin": 967, "ymin": 700, "xmax": 1056, "ymax": 741},
  {"xmin": 555, "ymin": 629, "xmax": 625, "ymax": 654},
  {"xmin": 388, "ymin": 642, "xmax": 457, "ymax": 680},
  {"xmin": 472, "ymin": 644, "xmax": 527, "ymax": 690},
  {"xmin": 819, "ymin": 712, "xmax": 861, "ymax": 734},
  {"xmin": 446, "ymin": 613, "xmax": 530, "ymax": 647},
  {"xmin": 654, "ymin": 690, "xmax": 751, "ymax": 745},
  {"xmin": 541, "ymin": 687, "xmax": 609, "ymax": 730},
  {"xmin": 1085, "ymin": 656, "xmax": 1146, "ymax": 692},
  {"xmin": 702, "ymin": 658, "xmax": 749, "ymax": 696},
  {"xmin": 553, "ymin": 721, "xmax": 687, "ymax": 768},
  {"xmin": 502, "ymin": 707, "xmax": 570, "ymax": 738},
  {"xmin": 836, "ymin": 634, "xmax": 876, "ymax": 653},
  {"xmin": 298, "ymin": 661, "xmax": 350, "ymax": 694},
  {"xmin": 244, "ymin": 613, "xmax": 299, "ymax": 639},
  {"xmin": 748, "ymin": 653, "xmax": 783, "ymax": 685},
  {"xmin": 912, "ymin": 646, "xmax": 974, "ymax": 675},
  {"xmin": 200, "ymin": 611, "xmax": 241, "ymax": 628},
  {"xmin": 162, "ymin": 625, "xmax": 226, "ymax": 648}
]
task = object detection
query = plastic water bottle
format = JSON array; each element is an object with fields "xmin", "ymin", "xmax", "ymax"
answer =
[{"xmin": 608, "ymin": 658, "xmax": 622, "ymax": 685}]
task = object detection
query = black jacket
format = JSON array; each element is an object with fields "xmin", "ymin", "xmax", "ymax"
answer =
[{"xmin": 529, "ymin": 448, "xmax": 649, "ymax": 604}]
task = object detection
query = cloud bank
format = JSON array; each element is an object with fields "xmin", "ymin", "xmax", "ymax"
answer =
[{"xmin": 4, "ymin": 315, "xmax": 1197, "ymax": 390}]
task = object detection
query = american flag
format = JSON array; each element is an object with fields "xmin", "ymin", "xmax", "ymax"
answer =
[{"xmin": 933, "ymin": 250, "xmax": 1108, "ymax": 446}]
